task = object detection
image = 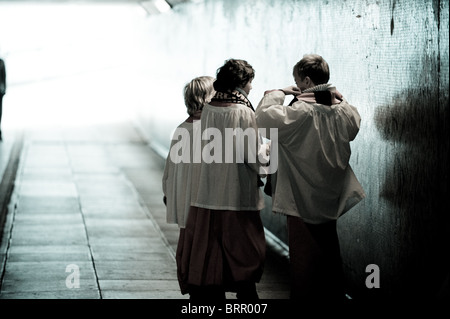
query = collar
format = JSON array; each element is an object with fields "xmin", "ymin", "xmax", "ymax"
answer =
[
  {"xmin": 296, "ymin": 83, "xmax": 343, "ymax": 106},
  {"xmin": 303, "ymin": 83, "xmax": 334, "ymax": 93}
]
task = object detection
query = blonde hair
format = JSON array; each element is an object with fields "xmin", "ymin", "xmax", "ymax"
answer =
[
  {"xmin": 293, "ymin": 54, "xmax": 330, "ymax": 85},
  {"xmin": 184, "ymin": 76, "xmax": 215, "ymax": 116}
]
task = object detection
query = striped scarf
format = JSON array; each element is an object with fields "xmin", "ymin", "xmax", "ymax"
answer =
[{"xmin": 210, "ymin": 89, "xmax": 254, "ymax": 111}]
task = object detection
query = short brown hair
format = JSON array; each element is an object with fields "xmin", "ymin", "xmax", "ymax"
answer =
[
  {"xmin": 213, "ymin": 59, "xmax": 255, "ymax": 92},
  {"xmin": 184, "ymin": 76, "xmax": 215, "ymax": 116},
  {"xmin": 293, "ymin": 54, "xmax": 330, "ymax": 85}
]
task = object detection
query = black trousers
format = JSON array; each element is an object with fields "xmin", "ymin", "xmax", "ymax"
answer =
[{"xmin": 287, "ymin": 216, "xmax": 345, "ymax": 302}]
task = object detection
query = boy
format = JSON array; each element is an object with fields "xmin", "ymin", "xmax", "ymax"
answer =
[
  {"xmin": 162, "ymin": 75, "xmax": 215, "ymax": 228},
  {"xmin": 255, "ymin": 54, "xmax": 365, "ymax": 301},
  {"xmin": 177, "ymin": 60, "xmax": 266, "ymax": 300}
]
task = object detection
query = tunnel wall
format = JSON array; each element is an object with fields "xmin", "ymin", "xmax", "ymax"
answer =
[{"xmin": 135, "ymin": 0, "xmax": 449, "ymax": 300}]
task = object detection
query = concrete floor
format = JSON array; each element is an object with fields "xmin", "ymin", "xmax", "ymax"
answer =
[{"xmin": 0, "ymin": 122, "xmax": 290, "ymax": 299}]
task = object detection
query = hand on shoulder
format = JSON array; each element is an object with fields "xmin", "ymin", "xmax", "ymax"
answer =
[{"xmin": 280, "ymin": 85, "xmax": 301, "ymax": 95}]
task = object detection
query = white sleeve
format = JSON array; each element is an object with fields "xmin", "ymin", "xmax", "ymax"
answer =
[{"xmin": 256, "ymin": 90, "xmax": 311, "ymax": 140}]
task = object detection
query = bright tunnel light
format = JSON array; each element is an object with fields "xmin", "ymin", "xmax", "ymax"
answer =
[{"xmin": 0, "ymin": 2, "xmax": 154, "ymax": 130}]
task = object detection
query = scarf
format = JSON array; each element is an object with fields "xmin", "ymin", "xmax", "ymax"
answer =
[
  {"xmin": 289, "ymin": 83, "xmax": 343, "ymax": 106},
  {"xmin": 210, "ymin": 88, "xmax": 254, "ymax": 111}
]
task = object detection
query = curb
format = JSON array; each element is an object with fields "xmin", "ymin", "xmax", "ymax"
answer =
[{"xmin": 0, "ymin": 130, "xmax": 24, "ymax": 244}]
